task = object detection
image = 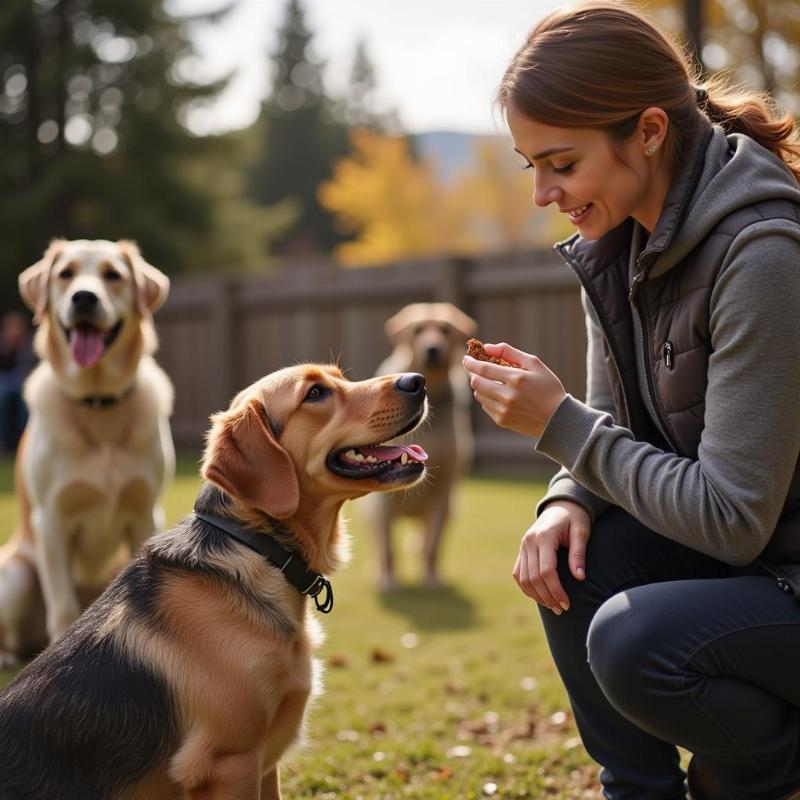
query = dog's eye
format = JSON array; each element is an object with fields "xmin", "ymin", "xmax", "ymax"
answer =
[
  {"xmin": 58, "ymin": 268, "xmax": 74, "ymax": 280},
  {"xmin": 103, "ymin": 270, "xmax": 122, "ymax": 282},
  {"xmin": 304, "ymin": 384, "xmax": 329, "ymax": 402}
]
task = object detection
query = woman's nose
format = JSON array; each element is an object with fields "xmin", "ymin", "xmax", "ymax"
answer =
[{"xmin": 533, "ymin": 178, "xmax": 561, "ymax": 208}]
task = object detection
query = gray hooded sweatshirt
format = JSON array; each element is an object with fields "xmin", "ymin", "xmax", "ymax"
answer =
[{"xmin": 536, "ymin": 125, "xmax": 800, "ymax": 571}]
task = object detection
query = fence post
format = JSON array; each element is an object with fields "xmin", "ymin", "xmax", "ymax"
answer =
[
  {"xmin": 210, "ymin": 277, "xmax": 238, "ymax": 411},
  {"xmin": 436, "ymin": 257, "xmax": 470, "ymax": 309}
]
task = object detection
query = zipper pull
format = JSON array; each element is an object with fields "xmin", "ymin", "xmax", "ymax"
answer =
[
  {"xmin": 628, "ymin": 274, "xmax": 641, "ymax": 303},
  {"xmin": 663, "ymin": 341, "xmax": 673, "ymax": 370}
]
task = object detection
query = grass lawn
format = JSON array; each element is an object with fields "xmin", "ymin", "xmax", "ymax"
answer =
[{"xmin": 0, "ymin": 457, "xmax": 599, "ymax": 799}]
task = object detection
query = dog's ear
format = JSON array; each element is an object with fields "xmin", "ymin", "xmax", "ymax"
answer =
[
  {"xmin": 202, "ymin": 399, "xmax": 300, "ymax": 519},
  {"xmin": 384, "ymin": 304, "xmax": 423, "ymax": 345},
  {"xmin": 441, "ymin": 304, "xmax": 478, "ymax": 341},
  {"xmin": 18, "ymin": 239, "xmax": 65, "ymax": 325},
  {"xmin": 117, "ymin": 240, "xmax": 170, "ymax": 317}
]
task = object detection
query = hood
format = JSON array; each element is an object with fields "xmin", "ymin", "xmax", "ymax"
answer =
[
  {"xmin": 557, "ymin": 120, "xmax": 800, "ymax": 282},
  {"xmin": 648, "ymin": 124, "xmax": 800, "ymax": 278}
]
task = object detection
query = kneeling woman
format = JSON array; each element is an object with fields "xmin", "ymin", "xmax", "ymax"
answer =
[{"xmin": 464, "ymin": 4, "xmax": 800, "ymax": 799}]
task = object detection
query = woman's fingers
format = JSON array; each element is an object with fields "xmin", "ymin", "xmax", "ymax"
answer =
[
  {"xmin": 482, "ymin": 341, "xmax": 536, "ymax": 367},
  {"xmin": 568, "ymin": 524, "xmax": 589, "ymax": 581},
  {"xmin": 538, "ymin": 545, "xmax": 569, "ymax": 612},
  {"xmin": 515, "ymin": 533, "xmax": 565, "ymax": 614}
]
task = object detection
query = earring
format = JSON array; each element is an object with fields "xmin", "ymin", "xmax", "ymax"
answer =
[{"xmin": 646, "ymin": 144, "xmax": 658, "ymax": 156}]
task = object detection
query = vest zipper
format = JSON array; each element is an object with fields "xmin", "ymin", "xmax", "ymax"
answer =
[
  {"xmin": 558, "ymin": 244, "xmax": 634, "ymax": 428},
  {"xmin": 629, "ymin": 261, "xmax": 679, "ymax": 452}
]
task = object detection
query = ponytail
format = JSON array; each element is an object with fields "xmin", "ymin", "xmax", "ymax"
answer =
[{"xmin": 697, "ymin": 75, "xmax": 800, "ymax": 183}]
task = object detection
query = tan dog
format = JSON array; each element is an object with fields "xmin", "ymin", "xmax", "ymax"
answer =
[
  {"xmin": 362, "ymin": 302, "xmax": 477, "ymax": 589},
  {"xmin": 0, "ymin": 239, "xmax": 174, "ymax": 664},
  {"xmin": 0, "ymin": 364, "xmax": 428, "ymax": 800}
]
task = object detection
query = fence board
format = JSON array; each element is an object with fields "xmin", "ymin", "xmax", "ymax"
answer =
[{"xmin": 154, "ymin": 251, "xmax": 586, "ymax": 476}]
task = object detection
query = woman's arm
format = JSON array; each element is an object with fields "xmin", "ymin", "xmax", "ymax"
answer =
[{"xmin": 535, "ymin": 225, "xmax": 800, "ymax": 564}]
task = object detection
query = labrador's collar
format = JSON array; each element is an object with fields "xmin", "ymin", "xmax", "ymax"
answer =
[
  {"xmin": 193, "ymin": 509, "xmax": 334, "ymax": 613},
  {"xmin": 75, "ymin": 382, "xmax": 136, "ymax": 409}
]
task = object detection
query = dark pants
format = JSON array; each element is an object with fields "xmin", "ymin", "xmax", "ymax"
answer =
[
  {"xmin": 539, "ymin": 506, "xmax": 800, "ymax": 800},
  {"xmin": 0, "ymin": 373, "xmax": 27, "ymax": 452}
]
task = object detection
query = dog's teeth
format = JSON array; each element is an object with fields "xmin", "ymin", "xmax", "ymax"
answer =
[
  {"xmin": 354, "ymin": 453, "xmax": 365, "ymax": 462},
  {"xmin": 366, "ymin": 455, "xmax": 377, "ymax": 463},
  {"xmin": 345, "ymin": 449, "xmax": 358, "ymax": 461},
  {"xmin": 400, "ymin": 452, "xmax": 408, "ymax": 465}
]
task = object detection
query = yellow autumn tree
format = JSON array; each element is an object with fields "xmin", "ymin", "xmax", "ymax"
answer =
[{"xmin": 318, "ymin": 129, "xmax": 476, "ymax": 266}]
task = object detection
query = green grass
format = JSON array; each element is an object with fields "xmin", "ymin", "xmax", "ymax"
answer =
[{"xmin": 0, "ymin": 459, "xmax": 598, "ymax": 799}]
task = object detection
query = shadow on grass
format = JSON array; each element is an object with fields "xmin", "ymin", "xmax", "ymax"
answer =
[{"xmin": 377, "ymin": 582, "xmax": 477, "ymax": 631}]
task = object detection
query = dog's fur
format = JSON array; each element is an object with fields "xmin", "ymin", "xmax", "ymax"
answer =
[
  {"xmin": 0, "ymin": 364, "xmax": 428, "ymax": 800},
  {"xmin": 0, "ymin": 239, "xmax": 174, "ymax": 663},
  {"xmin": 362, "ymin": 302, "xmax": 477, "ymax": 589}
]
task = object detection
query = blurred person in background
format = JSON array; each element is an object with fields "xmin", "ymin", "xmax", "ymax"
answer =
[
  {"xmin": 0, "ymin": 311, "xmax": 35, "ymax": 454},
  {"xmin": 463, "ymin": 3, "xmax": 800, "ymax": 799}
]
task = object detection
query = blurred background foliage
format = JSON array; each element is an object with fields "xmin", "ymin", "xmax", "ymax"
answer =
[{"xmin": 0, "ymin": 0, "xmax": 795, "ymax": 308}]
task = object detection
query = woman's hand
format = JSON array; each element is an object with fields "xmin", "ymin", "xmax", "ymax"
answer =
[
  {"xmin": 513, "ymin": 500, "xmax": 590, "ymax": 613},
  {"xmin": 463, "ymin": 342, "xmax": 566, "ymax": 438}
]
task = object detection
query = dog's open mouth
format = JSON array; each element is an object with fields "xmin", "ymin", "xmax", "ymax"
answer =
[
  {"xmin": 62, "ymin": 321, "xmax": 123, "ymax": 368},
  {"xmin": 327, "ymin": 410, "xmax": 429, "ymax": 482}
]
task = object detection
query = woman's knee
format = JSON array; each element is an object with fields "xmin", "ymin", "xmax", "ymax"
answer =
[{"xmin": 587, "ymin": 589, "xmax": 667, "ymax": 715}]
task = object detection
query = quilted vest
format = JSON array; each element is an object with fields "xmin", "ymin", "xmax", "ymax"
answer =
[{"xmin": 556, "ymin": 126, "xmax": 800, "ymax": 578}]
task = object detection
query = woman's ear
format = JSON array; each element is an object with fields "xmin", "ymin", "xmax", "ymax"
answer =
[
  {"xmin": 202, "ymin": 399, "xmax": 300, "ymax": 519},
  {"xmin": 639, "ymin": 106, "xmax": 669, "ymax": 156}
]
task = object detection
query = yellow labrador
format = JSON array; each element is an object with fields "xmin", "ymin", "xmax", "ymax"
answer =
[
  {"xmin": 362, "ymin": 302, "xmax": 477, "ymax": 589},
  {"xmin": 0, "ymin": 364, "xmax": 428, "ymax": 799},
  {"xmin": 0, "ymin": 239, "xmax": 174, "ymax": 664}
]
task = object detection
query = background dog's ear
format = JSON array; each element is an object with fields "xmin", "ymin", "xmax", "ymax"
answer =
[
  {"xmin": 384, "ymin": 304, "xmax": 424, "ymax": 345},
  {"xmin": 202, "ymin": 399, "xmax": 300, "ymax": 519},
  {"xmin": 18, "ymin": 239, "xmax": 65, "ymax": 325},
  {"xmin": 441, "ymin": 304, "xmax": 478, "ymax": 341},
  {"xmin": 117, "ymin": 240, "xmax": 170, "ymax": 317}
]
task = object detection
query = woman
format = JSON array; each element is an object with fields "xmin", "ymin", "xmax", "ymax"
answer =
[{"xmin": 463, "ymin": 4, "xmax": 800, "ymax": 800}]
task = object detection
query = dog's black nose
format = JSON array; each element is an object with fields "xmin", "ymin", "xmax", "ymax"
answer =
[
  {"xmin": 425, "ymin": 346, "xmax": 442, "ymax": 366},
  {"xmin": 395, "ymin": 373, "xmax": 426, "ymax": 397},
  {"xmin": 71, "ymin": 291, "xmax": 98, "ymax": 312}
]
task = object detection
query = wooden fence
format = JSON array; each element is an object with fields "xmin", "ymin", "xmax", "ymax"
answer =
[{"xmin": 155, "ymin": 250, "xmax": 586, "ymax": 476}]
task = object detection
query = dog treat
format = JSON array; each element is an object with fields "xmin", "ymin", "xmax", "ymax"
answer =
[{"xmin": 466, "ymin": 338, "xmax": 519, "ymax": 368}]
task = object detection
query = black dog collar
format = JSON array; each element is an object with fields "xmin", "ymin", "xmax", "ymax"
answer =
[
  {"xmin": 76, "ymin": 382, "xmax": 136, "ymax": 409},
  {"xmin": 193, "ymin": 510, "xmax": 334, "ymax": 613}
]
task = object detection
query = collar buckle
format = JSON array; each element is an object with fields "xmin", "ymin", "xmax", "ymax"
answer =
[{"xmin": 304, "ymin": 575, "xmax": 334, "ymax": 613}]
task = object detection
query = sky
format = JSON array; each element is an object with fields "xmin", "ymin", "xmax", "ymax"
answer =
[{"xmin": 168, "ymin": 0, "xmax": 564, "ymax": 137}]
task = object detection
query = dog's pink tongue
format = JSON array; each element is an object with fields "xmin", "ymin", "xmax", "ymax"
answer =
[
  {"xmin": 69, "ymin": 328, "xmax": 106, "ymax": 368},
  {"xmin": 361, "ymin": 444, "xmax": 429, "ymax": 462}
]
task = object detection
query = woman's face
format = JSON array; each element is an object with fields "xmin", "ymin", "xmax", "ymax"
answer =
[{"xmin": 506, "ymin": 105, "xmax": 661, "ymax": 239}]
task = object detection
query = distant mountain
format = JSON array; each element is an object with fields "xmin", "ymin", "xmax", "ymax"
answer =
[{"xmin": 412, "ymin": 130, "xmax": 497, "ymax": 185}]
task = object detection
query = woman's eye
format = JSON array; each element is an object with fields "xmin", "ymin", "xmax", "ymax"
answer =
[
  {"xmin": 522, "ymin": 162, "xmax": 534, "ymax": 171},
  {"xmin": 304, "ymin": 385, "xmax": 329, "ymax": 402},
  {"xmin": 553, "ymin": 162, "xmax": 575, "ymax": 175}
]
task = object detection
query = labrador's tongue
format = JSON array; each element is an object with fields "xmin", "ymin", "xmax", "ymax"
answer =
[
  {"xmin": 69, "ymin": 327, "xmax": 106, "ymax": 368},
  {"xmin": 360, "ymin": 444, "xmax": 428, "ymax": 462}
]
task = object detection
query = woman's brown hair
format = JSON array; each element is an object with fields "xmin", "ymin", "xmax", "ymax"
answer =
[{"xmin": 497, "ymin": 2, "xmax": 800, "ymax": 182}]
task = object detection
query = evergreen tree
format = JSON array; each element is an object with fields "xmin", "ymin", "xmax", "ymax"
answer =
[
  {"xmin": 342, "ymin": 38, "xmax": 401, "ymax": 132},
  {"xmin": 247, "ymin": 0, "xmax": 349, "ymax": 255},
  {"xmin": 0, "ymin": 0, "xmax": 269, "ymax": 310}
]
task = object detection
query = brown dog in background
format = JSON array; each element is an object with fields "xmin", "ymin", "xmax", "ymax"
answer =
[
  {"xmin": 361, "ymin": 302, "xmax": 477, "ymax": 590},
  {"xmin": 0, "ymin": 239, "xmax": 174, "ymax": 665},
  {"xmin": 0, "ymin": 364, "xmax": 428, "ymax": 800}
]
